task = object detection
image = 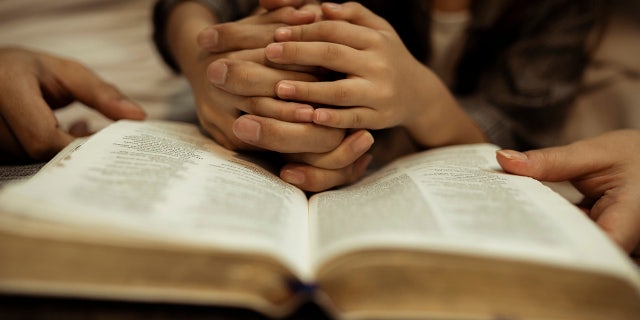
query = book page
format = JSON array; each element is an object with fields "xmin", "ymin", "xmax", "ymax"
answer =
[
  {"xmin": 309, "ymin": 144, "xmax": 639, "ymax": 281},
  {"xmin": 0, "ymin": 120, "xmax": 310, "ymax": 277}
]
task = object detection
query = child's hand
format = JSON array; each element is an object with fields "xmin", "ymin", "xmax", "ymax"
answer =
[{"xmin": 265, "ymin": 2, "xmax": 485, "ymax": 148}]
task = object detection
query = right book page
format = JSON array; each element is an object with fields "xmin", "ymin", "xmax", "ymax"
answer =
[{"xmin": 308, "ymin": 143, "xmax": 640, "ymax": 319}]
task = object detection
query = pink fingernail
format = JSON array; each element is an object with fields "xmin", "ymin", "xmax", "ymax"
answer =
[
  {"xmin": 266, "ymin": 43, "xmax": 284, "ymax": 59},
  {"xmin": 497, "ymin": 150, "xmax": 528, "ymax": 160},
  {"xmin": 351, "ymin": 131, "xmax": 374, "ymax": 154},
  {"xmin": 233, "ymin": 117, "xmax": 261, "ymax": 143},
  {"xmin": 282, "ymin": 169, "xmax": 305, "ymax": 185},
  {"xmin": 314, "ymin": 109, "xmax": 330, "ymax": 123},
  {"xmin": 294, "ymin": 107, "xmax": 314, "ymax": 122},
  {"xmin": 277, "ymin": 82, "xmax": 296, "ymax": 98},
  {"xmin": 207, "ymin": 61, "xmax": 227, "ymax": 86},
  {"xmin": 199, "ymin": 28, "xmax": 218, "ymax": 49},
  {"xmin": 274, "ymin": 28, "xmax": 292, "ymax": 41}
]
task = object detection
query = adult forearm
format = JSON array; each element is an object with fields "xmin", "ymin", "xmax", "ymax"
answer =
[{"xmin": 165, "ymin": 2, "xmax": 218, "ymax": 78}]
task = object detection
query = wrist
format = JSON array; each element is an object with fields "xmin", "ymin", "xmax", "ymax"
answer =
[{"xmin": 404, "ymin": 71, "xmax": 487, "ymax": 148}]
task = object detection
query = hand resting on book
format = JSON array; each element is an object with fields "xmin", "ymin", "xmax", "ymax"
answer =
[
  {"xmin": 497, "ymin": 129, "xmax": 640, "ymax": 257},
  {"xmin": 0, "ymin": 47, "xmax": 146, "ymax": 163}
]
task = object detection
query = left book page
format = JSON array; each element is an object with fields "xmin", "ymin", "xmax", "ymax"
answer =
[{"xmin": 0, "ymin": 120, "xmax": 311, "ymax": 314}]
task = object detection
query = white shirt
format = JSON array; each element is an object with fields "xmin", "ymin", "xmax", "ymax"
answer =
[{"xmin": 0, "ymin": 0, "xmax": 195, "ymax": 131}]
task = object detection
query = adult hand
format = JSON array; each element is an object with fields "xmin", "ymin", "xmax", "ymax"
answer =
[
  {"xmin": 0, "ymin": 47, "xmax": 145, "ymax": 162},
  {"xmin": 497, "ymin": 130, "xmax": 640, "ymax": 256}
]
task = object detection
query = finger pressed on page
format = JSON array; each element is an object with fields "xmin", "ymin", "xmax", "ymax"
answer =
[
  {"xmin": 280, "ymin": 153, "xmax": 372, "ymax": 192},
  {"xmin": 285, "ymin": 130, "xmax": 374, "ymax": 169},
  {"xmin": 496, "ymin": 145, "xmax": 605, "ymax": 182},
  {"xmin": 47, "ymin": 55, "xmax": 146, "ymax": 121},
  {"xmin": 232, "ymin": 114, "xmax": 345, "ymax": 153}
]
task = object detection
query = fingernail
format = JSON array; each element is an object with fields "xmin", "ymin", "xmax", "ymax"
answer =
[
  {"xmin": 351, "ymin": 131, "xmax": 374, "ymax": 154},
  {"xmin": 497, "ymin": 150, "xmax": 528, "ymax": 160},
  {"xmin": 199, "ymin": 28, "xmax": 218, "ymax": 49},
  {"xmin": 207, "ymin": 61, "xmax": 227, "ymax": 86},
  {"xmin": 233, "ymin": 117, "xmax": 261, "ymax": 143},
  {"xmin": 274, "ymin": 28, "xmax": 292, "ymax": 41},
  {"xmin": 294, "ymin": 106, "xmax": 314, "ymax": 122},
  {"xmin": 282, "ymin": 169, "xmax": 306, "ymax": 185},
  {"xmin": 277, "ymin": 82, "xmax": 296, "ymax": 98},
  {"xmin": 118, "ymin": 99, "xmax": 140, "ymax": 110},
  {"xmin": 265, "ymin": 43, "xmax": 284, "ymax": 59},
  {"xmin": 314, "ymin": 109, "xmax": 330, "ymax": 123},
  {"xmin": 119, "ymin": 99, "xmax": 146, "ymax": 119},
  {"xmin": 294, "ymin": 9, "xmax": 316, "ymax": 20},
  {"xmin": 323, "ymin": 3, "xmax": 341, "ymax": 11}
]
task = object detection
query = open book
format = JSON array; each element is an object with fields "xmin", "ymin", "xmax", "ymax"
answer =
[{"xmin": 0, "ymin": 120, "xmax": 638, "ymax": 320}]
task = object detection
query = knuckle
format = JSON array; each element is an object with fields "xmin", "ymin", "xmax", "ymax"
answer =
[
  {"xmin": 319, "ymin": 129, "xmax": 346, "ymax": 151},
  {"xmin": 243, "ymin": 97, "xmax": 260, "ymax": 114},
  {"xmin": 367, "ymin": 59, "xmax": 390, "ymax": 75},
  {"xmin": 323, "ymin": 43, "xmax": 341, "ymax": 61},
  {"xmin": 350, "ymin": 112, "xmax": 364, "ymax": 128},
  {"xmin": 333, "ymin": 85, "xmax": 350, "ymax": 103},
  {"xmin": 228, "ymin": 64, "xmax": 255, "ymax": 91},
  {"xmin": 275, "ymin": 102, "xmax": 290, "ymax": 120},
  {"xmin": 369, "ymin": 32, "xmax": 387, "ymax": 47},
  {"xmin": 378, "ymin": 85, "xmax": 394, "ymax": 100},
  {"xmin": 282, "ymin": 42, "xmax": 300, "ymax": 61},
  {"xmin": 297, "ymin": 83, "xmax": 310, "ymax": 100},
  {"xmin": 316, "ymin": 21, "xmax": 338, "ymax": 39}
]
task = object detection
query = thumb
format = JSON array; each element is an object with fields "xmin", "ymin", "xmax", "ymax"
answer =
[
  {"xmin": 46, "ymin": 56, "xmax": 146, "ymax": 121},
  {"xmin": 496, "ymin": 145, "xmax": 600, "ymax": 182}
]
